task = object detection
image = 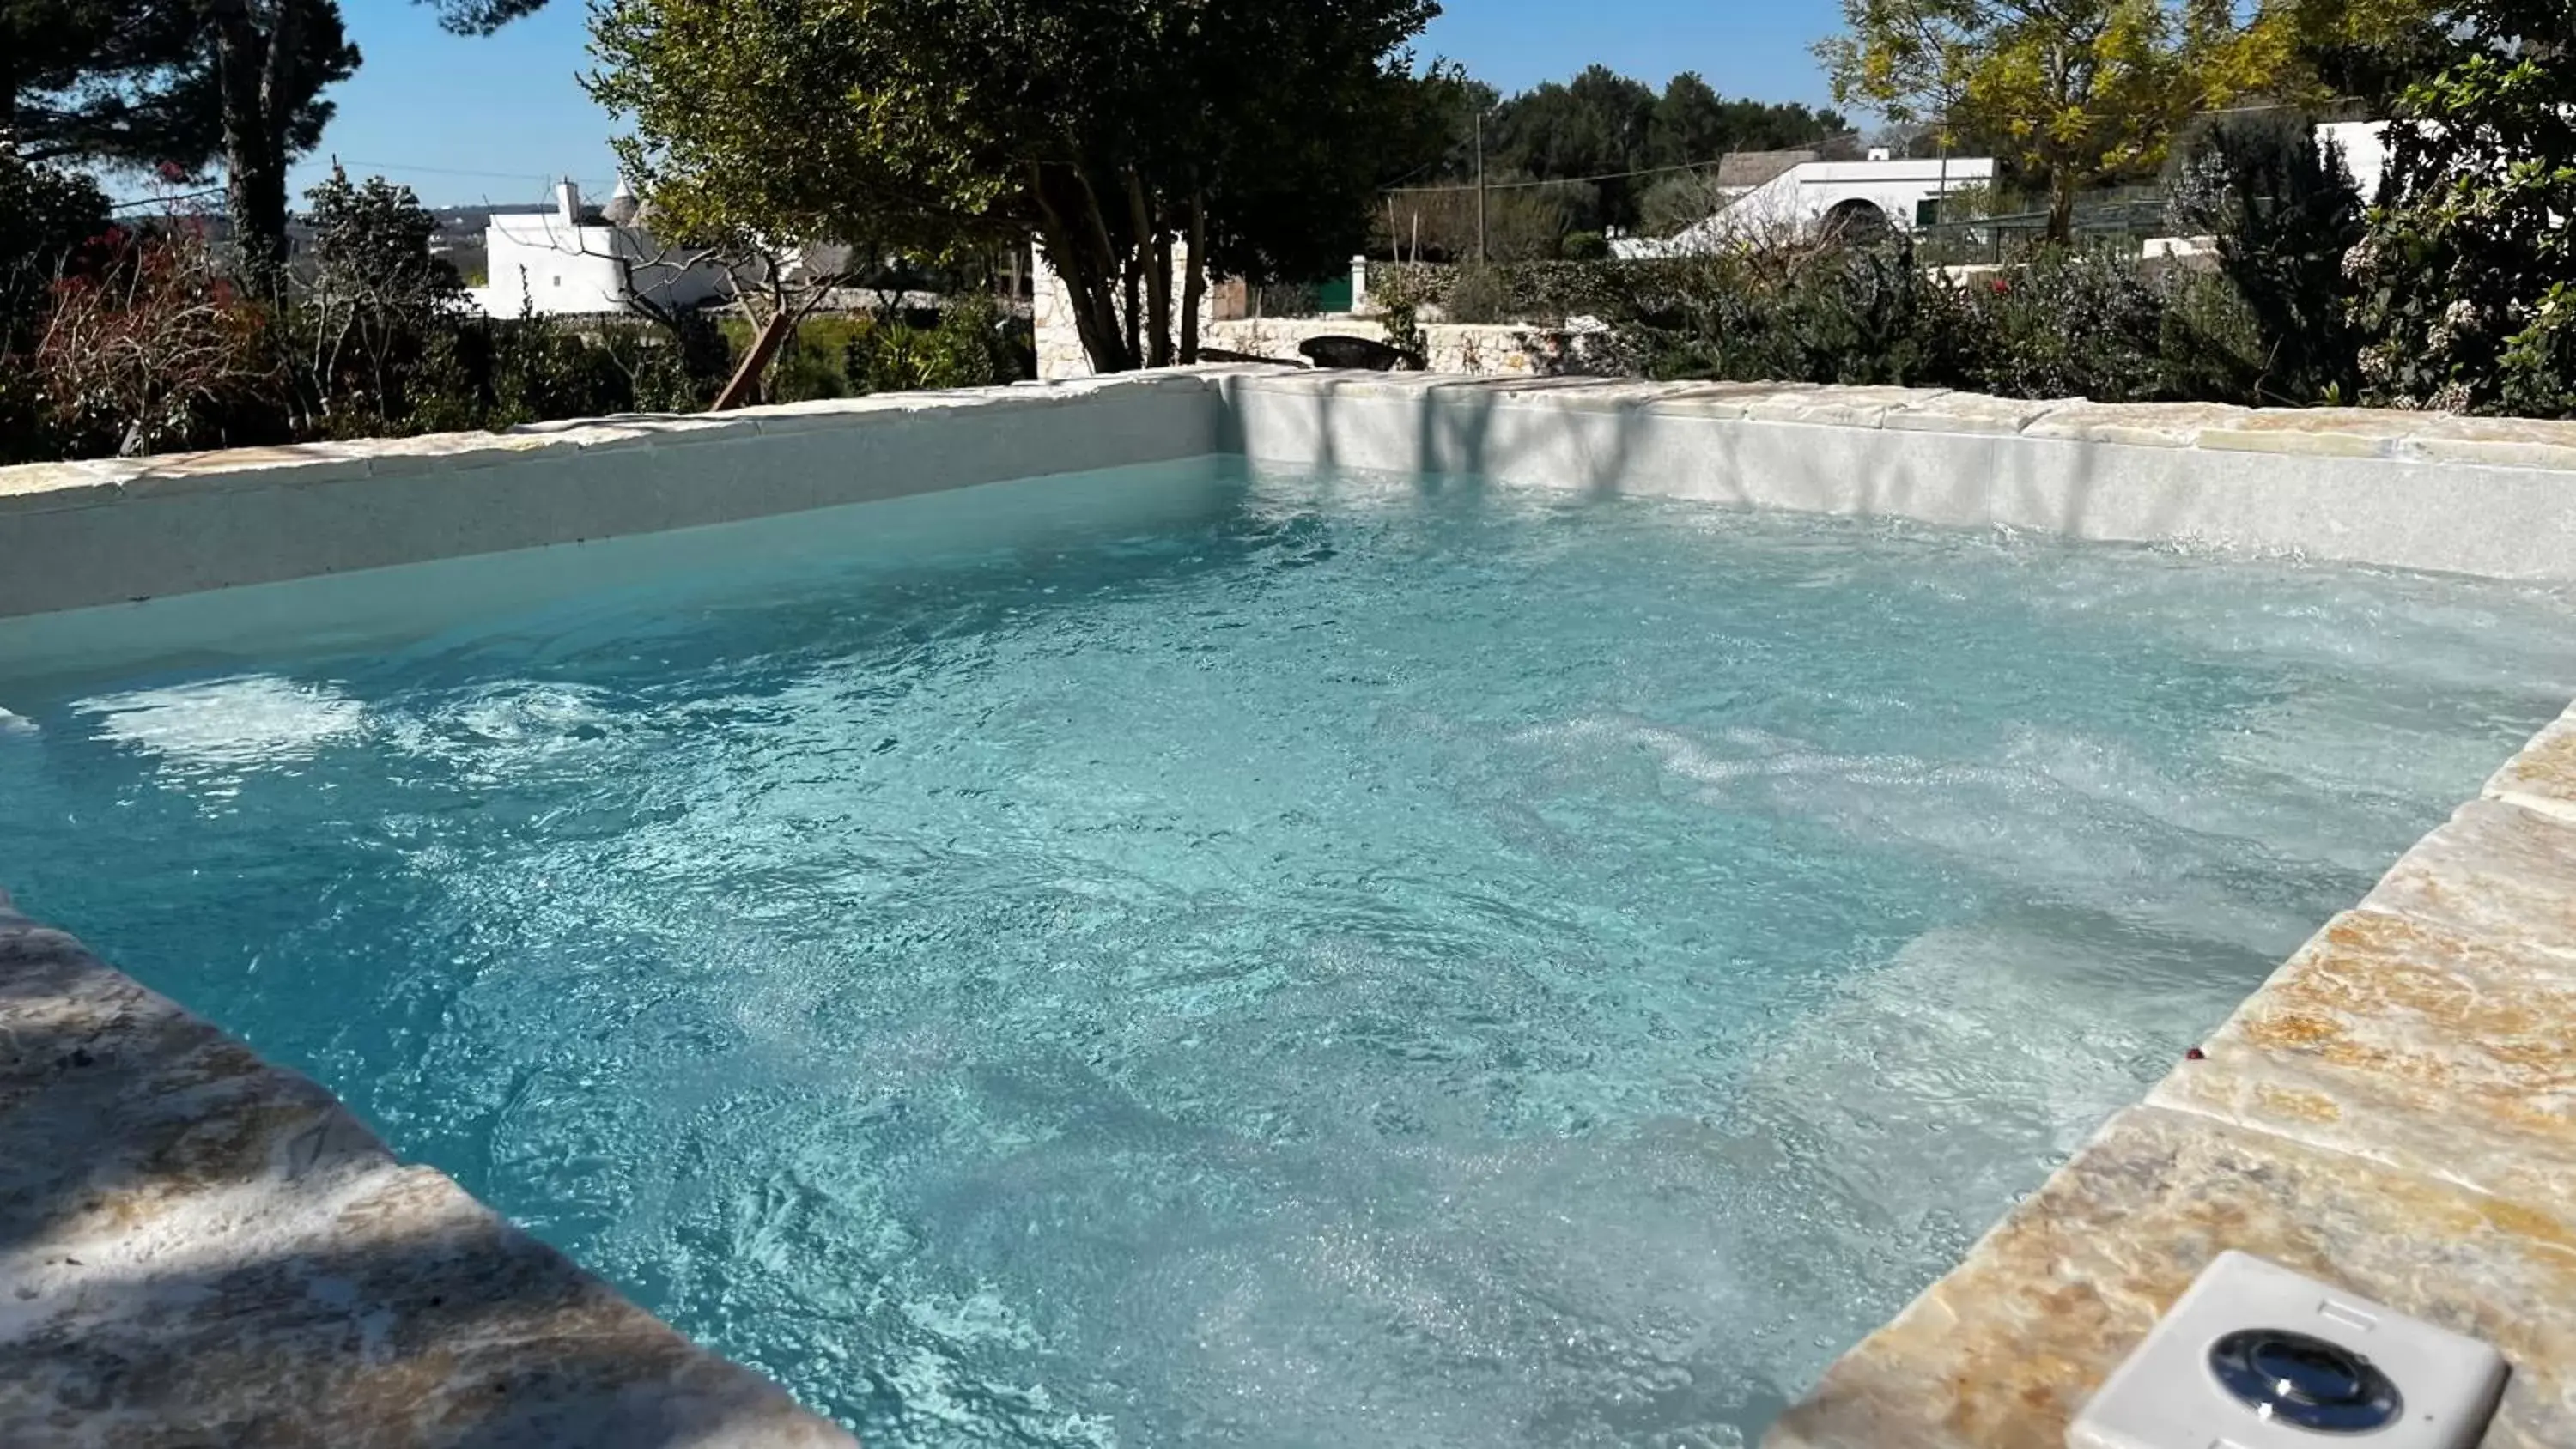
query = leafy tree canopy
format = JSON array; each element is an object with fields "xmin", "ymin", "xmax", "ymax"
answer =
[
  {"xmin": 1423, "ymin": 68, "xmax": 1849, "ymax": 233},
  {"xmin": 3, "ymin": 0, "xmax": 355, "ymax": 174},
  {"xmin": 587, "ymin": 0, "xmax": 1450, "ymax": 373},
  {"xmin": 1818, "ymin": 0, "xmax": 2307, "ymax": 237},
  {"xmin": 2350, "ymin": 0, "xmax": 2576, "ymax": 415}
]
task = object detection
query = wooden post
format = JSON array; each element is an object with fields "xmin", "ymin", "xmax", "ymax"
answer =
[{"xmin": 711, "ymin": 310, "xmax": 795, "ymax": 411}]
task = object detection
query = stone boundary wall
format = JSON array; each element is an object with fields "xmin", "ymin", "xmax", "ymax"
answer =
[
  {"xmin": 0, "ymin": 893, "xmax": 853, "ymax": 1447},
  {"xmin": 1033, "ymin": 273, "xmax": 1601, "ymax": 381},
  {"xmin": 1201, "ymin": 318, "xmax": 1614, "ymax": 378}
]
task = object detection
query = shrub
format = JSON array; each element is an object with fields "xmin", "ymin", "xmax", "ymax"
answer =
[
  {"xmin": 33, "ymin": 222, "xmax": 285, "ymax": 458},
  {"xmin": 1956, "ymin": 247, "xmax": 2176, "ymax": 402},
  {"xmin": 1607, "ymin": 239, "xmax": 1969, "ymax": 388},
  {"xmin": 844, "ymin": 293, "xmax": 1025, "ymax": 393},
  {"xmin": 1442, "ymin": 264, "xmax": 1512, "ymax": 324},
  {"xmin": 2169, "ymin": 113, "xmax": 2365, "ymax": 405},
  {"xmin": 766, "ymin": 327, "xmax": 851, "ymax": 403},
  {"xmin": 299, "ymin": 170, "xmax": 464, "ymax": 433},
  {"xmin": 2349, "ymin": 0, "xmax": 2576, "ymax": 415},
  {"xmin": 485, "ymin": 310, "xmax": 635, "ymax": 426},
  {"xmin": 1, "ymin": 154, "xmax": 111, "ymax": 355},
  {"xmin": 1560, "ymin": 229, "xmax": 1611, "ymax": 262}
]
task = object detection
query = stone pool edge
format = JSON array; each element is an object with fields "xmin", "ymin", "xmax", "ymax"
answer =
[
  {"xmin": 0, "ymin": 371, "xmax": 1224, "ymax": 619},
  {"xmin": 1765, "ymin": 699, "xmax": 2576, "ymax": 1449},
  {"xmin": 10, "ymin": 371, "xmax": 2576, "ymax": 621},
  {"xmin": 0, "ymin": 893, "xmax": 856, "ymax": 1447},
  {"xmin": 1218, "ymin": 372, "xmax": 2576, "ymax": 582}
]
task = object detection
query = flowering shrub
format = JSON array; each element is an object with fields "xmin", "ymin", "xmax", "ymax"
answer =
[
  {"xmin": 2349, "ymin": 0, "xmax": 2576, "ymax": 415},
  {"xmin": 33, "ymin": 223, "xmax": 285, "ymax": 457}
]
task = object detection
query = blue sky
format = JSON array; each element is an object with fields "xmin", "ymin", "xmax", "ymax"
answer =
[{"xmin": 290, "ymin": 0, "xmax": 1850, "ymax": 208}]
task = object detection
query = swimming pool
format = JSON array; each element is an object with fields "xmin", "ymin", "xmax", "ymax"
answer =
[{"xmin": 3, "ymin": 458, "xmax": 2571, "ymax": 1447}]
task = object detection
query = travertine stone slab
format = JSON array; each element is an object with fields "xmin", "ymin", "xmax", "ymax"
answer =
[
  {"xmin": 2018, "ymin": 400, "xmax": 2252, "ymax": 448},
  {"xmin": 1637, "ymin": 380, "xmax": 1826, "ymax": 418},
  {"xmin": 2487, "ymin": 702, "xmax": 2576, "ymax": 822},
  {"xmin": 0, "ymin": 897, "xmax": 854, "ymax": 1449},
  {"xmin": 2362, "ymin": 798, "xmax": 2576, "ymax": 958},
  {"xmin": 1742, "ymin": 385, "xmax": 1953, "ymax": 427},
  {"xmin": 1767, "ymin": 1106, "xmax": 2576, "ymax": 1449},
  {"xmin": 2149, "ymin": 907, "xmax": 2576, "ymax": 1204},
  {"xmin": 2199, "ymin": 407, "xmax": 2436, "ymax": 459},
  {"xmin": 1883, "ymin": 392, "xmax": 2070, "ymax": 435},
  {"xmin": 2405, "ymin": 415, "xmax": 2576, "ymax": 473},
  {"xmin": 125, "ymin": 444, "xmax": 376, "ymax": 499},
  {"xmin": 1771, "ymin": 716, "xmax": 2576, "ymax": 1449},
  {"xmin": 0, "ymin": 460, "xmax": 143, "ymax": 514}
]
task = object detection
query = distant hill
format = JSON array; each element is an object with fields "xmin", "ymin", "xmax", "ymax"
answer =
[{"xmin": 427, "ymin": 203, "xmax": 552, "ymax": 248}]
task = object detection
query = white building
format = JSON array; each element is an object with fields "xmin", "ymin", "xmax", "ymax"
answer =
[
  {"xmin": 1614, "ymin": 155, "xmax": 2001, "ymax": 258},
  {"xmin": 467, "ymin": 180, "xmax": 733, "ymax": 319}
]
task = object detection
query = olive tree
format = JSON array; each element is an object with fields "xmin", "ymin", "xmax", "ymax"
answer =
[{"xmin": 586, "ymin": 0, "xmax": 1449, "ymax": 378}]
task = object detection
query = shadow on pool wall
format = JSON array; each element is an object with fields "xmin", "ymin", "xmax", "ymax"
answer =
[
  {"xmin": 4, "ymin": 372, "xmax": 2576, "ymax": 1447},
  {"xmin": 1218, "ymin": 373, "xmax": 2576, "ymax": 584}
]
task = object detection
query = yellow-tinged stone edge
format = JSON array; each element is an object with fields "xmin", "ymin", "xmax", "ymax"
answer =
[
  {"xmin": 0, "ymin": 894, "xmax": 859, "ymax": 1447},
  {"xmin": 1766, "ymin": 698, "xmax": 2576, "ymax": 1449}
]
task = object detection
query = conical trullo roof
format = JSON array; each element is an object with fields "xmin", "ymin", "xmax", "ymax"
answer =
[{"xmin": 603, "ymin": 178, "xmax": 641, "ymax": 227}]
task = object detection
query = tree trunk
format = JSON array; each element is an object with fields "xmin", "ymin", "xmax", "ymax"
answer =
[
  {"xmin": 1126, "ymin": 170, "xmax": 1171, "ymax": 368},
  {"xmin": 1044, "ymin": 227, "xmax": 1127, "ymax": 376},
  {"xmin": 2045, "ymin": 170, "xmax": 2076, "ymax": 245},
  {"xmin": 1120, "ymin": 248, "xmax": 1141, "ymax": 369},
  {"xmin": 711, "ymin": 308, "xmax": 794, "ymax": 410},
  {"xmin": 1179, "ymin": 193, "xmax": 1206, "ymax": 366},
  {"xmin": 1147, "ymin": 229, "xmax": 1175, "ymax": 368},
  {"xmin": 1072, "ymin": 167, "xmax": 1139, "ymax": 373},
  {"xmin": 206, "ymin": 0, "xmax": 299, "ymax": 300},
  {"xmin": 1038, "ymin": 165, "xmax": 1136, "ymax": 373},
  {"xmin": 1030, "ymin": 169, "xmax": 1127, "ymax": 373}
]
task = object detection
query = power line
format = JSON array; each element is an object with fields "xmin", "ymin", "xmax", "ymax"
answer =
[
  {"xmin": 107, "ymin": 187, "xmax": 224, "ymax": 213},
  {"xmin": 332, "ymin": 157, "xmax": 612, "ymax": 184}
]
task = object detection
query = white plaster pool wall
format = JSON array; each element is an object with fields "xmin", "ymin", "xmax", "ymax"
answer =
[
  {"xmin": 0, "ymin": 374, "xmax": 1220, "ymax": 621},
  {"xmin": 11, "ymin": 370, "xmax": 2576, "ymax": 623},
  {"xmin": 1219, "ymin": 373, "xmax": 2576, "ymax": 581}
]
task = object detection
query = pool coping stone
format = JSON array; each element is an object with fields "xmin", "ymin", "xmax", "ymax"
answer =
[
  {"xmin": 1765, "ymin": 701, "xmax": 2576, "ymax": 1449},
  {"xmin": 0, "ymin": 895, "xmax": 855, "ymax": 1448}
]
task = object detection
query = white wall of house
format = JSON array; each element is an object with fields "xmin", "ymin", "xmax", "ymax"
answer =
[
  {"xmin": 1615, "ymin": 156, "xmax": 2001, "ymax": 257},
  {"xmin": 467, "ymin": 181, "xmax": 732, "ymax": 318}
]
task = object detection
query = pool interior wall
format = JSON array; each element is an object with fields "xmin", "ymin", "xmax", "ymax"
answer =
[
  {"xmin": 4, "ymin": 372, "xmax": 2576, "ymax": 1448},
  {"xmin": 12, "ymin": 368, "xmax": 2576, "ymax": 626}
]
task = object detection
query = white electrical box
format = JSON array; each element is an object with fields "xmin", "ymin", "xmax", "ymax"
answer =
[{"xmin": 2069, "ymin": 1251, "xmax": 2507, "ymax": 1449}]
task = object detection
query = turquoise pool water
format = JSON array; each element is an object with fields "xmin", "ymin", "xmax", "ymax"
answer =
[{"xmin": 3, "ymin": 459, "xmax": 2573, "ymax": 1448}]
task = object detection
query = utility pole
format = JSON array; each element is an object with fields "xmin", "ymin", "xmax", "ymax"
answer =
[{"xmin": 1473, "ymin": 108, "xmax": 1489, "ymax": 264}]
